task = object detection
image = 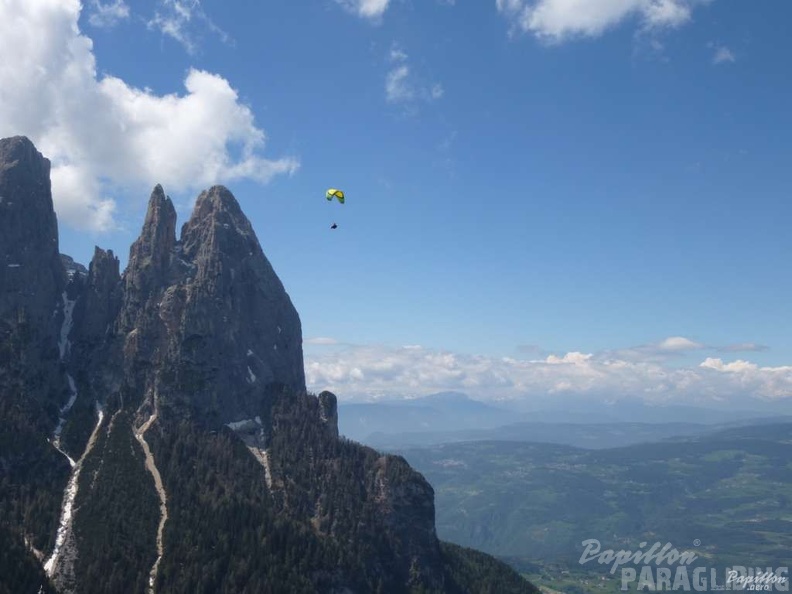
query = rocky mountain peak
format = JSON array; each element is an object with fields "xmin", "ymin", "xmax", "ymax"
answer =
[
  {"xmin": 116, "ymin": 183, "xmax": 305, "ymax": 423},
  {"xmin": 191, "ymin": 184, "xmax": 247, "ymax": 223},
  {"xmin": 180, "ymin": 185, "xmax": 258, "ymax": 261},
  {"xmin": 87, "ymin": 247, "xmax": 120, "ymax": 289},
  {"xmin": 0, "ymin": 135, "xmax": 51, "ymax": 180},
  {"xmin": 129, "ymin": 184, "xmax": 176, "ymax": 276}
]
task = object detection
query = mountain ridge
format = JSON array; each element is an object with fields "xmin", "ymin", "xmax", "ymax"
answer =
[{"xmin": 0, "ymin": 135, "xmax": 536, "ymax": 593}]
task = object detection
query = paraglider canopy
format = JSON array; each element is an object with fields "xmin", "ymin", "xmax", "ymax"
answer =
[{"xmin": 326, "ymin": 188, "xmax": 345, "ymax": 204}]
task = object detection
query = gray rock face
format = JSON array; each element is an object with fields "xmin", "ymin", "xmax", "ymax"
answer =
[
  {"xmin": 74, "ymin": 247, "xmax": 121, "ymax": 342},
  {"xmin": 0, "ymin": 136, "xmax": 67, "ymax": 427},
  {"xmin": 60, "ymin": 255, "xmax": 88, "ymax": 279},
  {"xmin": 117, "ymin": 184, "xmax": 305, "ymax": 423},
  {"xmin": 69, "ymin": 247, "xmax": 122, "ymax": 403},
  {"xmin": 179, "ymin": 186, "xmax": 305, "ymax": 396},
  {"xmin": 0, "ymin": 136, "xmax": 65, "ymax": 330}
]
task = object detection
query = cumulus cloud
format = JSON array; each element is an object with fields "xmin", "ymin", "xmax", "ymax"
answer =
[
  {"xmin": 699, "ymin": 358, "xmax": 792, "ymax": 400},
  {"xmin": 306, "ymin": 341, "xmax": 792, "ymax": 403},
  {"xmin": 0, "ymin": 0, "xmax": 298, "ymax": 231},
  {"xmin": 385, "ymin": 44, "xmax": 444, "ymax": 106},
  {"xmin": 335, "ymin": 0, "xmax": 391, "ymax": 21},
  {"xmin": 87, "ymin": 0, "xmax": 130, "ymax": 28},
  {"xmin": 496, "ymin": 0, "xmax": 705, "ymax": 41},
  {"xmin": 148, "ymin": 0, "xmax": 231, "ymax": 54},
  {"xmin": 700, "ymin": 357, "xmax": 758, "ymax": 373}
]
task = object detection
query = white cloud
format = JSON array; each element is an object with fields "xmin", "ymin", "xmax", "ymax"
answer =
[
  {"xmin": 643, "ymin": 0, "xmax": 691, "ymax": 28},
  {"xmin": 306, "ymin": 342, "xmax": 792, "ymax": 403},
  {"xmin": 87, "ymin": 0, "xmax": 130, "ymax": 28},
  {"xmin": 335, "ymin": 0, "xmax": 391, "ymax": 21},
  {"xmin": 389, "ymin": 46, "xmax": 408, "ymax": 62},
  {"xmin": 385, "ymin": 44, "xmax": 443, "ymax": 106},
  {"xmin": 544, "ymin": 351, "xmax": 593, "ymax": 364},
  {"xmin": 699, "ymin": 358, "xmax": 792, "ymax": 400},
  {"xmin": 657, "ymin": 336, "xmax": 703, "ymax": 351},
  {"xmin": 0, "ymin": 0, "xmax": 298, "ymax": 231},
  {"xmin": 700, "ymin": 357, "xmax": 758, "ymax": 373},
  {"xmin": 148, "ymin": 0, "xmax": 231, "ymax": 54},
  {"xmin": 496, "ymin": 0, "xmax": 704, "ymax": 41},
  {"xmin": 606, "ymin": 336, "xmax": 704, "ymax": 362},
  {"xmin": 305, "ymin": 337, "xmax": 341, "ymax": 345},
  {"xmin": 712, "ymin": 44, "xmax": 736, "ymax": 64},
  {"xmin": 386, "ymin": 65, "xmax": 414, "ymax": 103}
]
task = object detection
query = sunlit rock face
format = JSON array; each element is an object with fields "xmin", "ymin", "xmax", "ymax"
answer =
[{"xmin": 117, "ymin": 183, "xmax": 305, "ymax": 424}]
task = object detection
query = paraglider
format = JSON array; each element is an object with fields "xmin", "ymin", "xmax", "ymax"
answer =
[
  {"xmin": 326, "ymin": 188, "xmax": 344, "ymax": 229},
  {"xmin": 326, "ymin": 188, "xmax": 345, "ymax": 204}
]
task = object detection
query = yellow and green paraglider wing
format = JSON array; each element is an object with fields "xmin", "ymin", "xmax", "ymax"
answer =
[{"xmin": 326, "ymin": 188, "xmax": 345, "ymax": 204}]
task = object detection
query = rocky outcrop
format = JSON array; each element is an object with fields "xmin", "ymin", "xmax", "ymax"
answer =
[
  {"xmin": 318, "ymin": 390, "xmax": 339, "ymax": 439},
  {"xmin": 72, "ymin": 248, "xmax": 121, "ymax": 348},
  {"xmin": 115, "ymin": 184, "xmax": 305, "ymax": 425},
  {"xmin": 0, "ymin": 136, "xmax": 65, "ymax": 325},
  {"xmin": 60, "ymin": 255, "xmax": 88, "ymax": 279}
]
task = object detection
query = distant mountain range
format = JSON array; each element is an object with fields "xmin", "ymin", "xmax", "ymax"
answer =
[{"xmin": 340, "ymin": 391, "xmax": 790, "ymax": 450}]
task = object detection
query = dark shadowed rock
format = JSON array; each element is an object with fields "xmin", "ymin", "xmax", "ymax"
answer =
[
  {"xmin": 78, "ymin": 247, "xmax": 121, "ymax": 339},
  {"xmin": 70, "ymin": 247, "xmax": 123, "ymax": 396},
  {"xmin": 60, "ymin": 255, "xmax": 88, "ymax": 278},
  {"xmin": 0, "ymin": 136, "xmax": 65, "ymax": 327},
  {"xmin": 0, "ymin": 137, "xmax": 71, "ymax": 594},
  {"xmin": 0, "ymin": 136, "xmax": 67, "ymax": 415},
  {"xmin": 319, "ymin": 390, "xmax": 339, "ymax": 438}
]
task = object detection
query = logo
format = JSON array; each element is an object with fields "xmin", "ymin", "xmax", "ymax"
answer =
[{"xmin": 578, "ymin": 539, "xmax": 789, "ymax": 591}]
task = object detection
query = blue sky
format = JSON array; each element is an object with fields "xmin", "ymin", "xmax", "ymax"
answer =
[{"xmin": 2, "ymin": 0, "xmax": 791, "ymax": 405}]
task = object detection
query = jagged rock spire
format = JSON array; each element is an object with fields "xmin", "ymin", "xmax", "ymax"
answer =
[
  {"xmin": 128, "ymin": 185, "xmax": 176, "ymax": 284},
  {"xmin": 117, "ymin": 183, "xmax": 305, "ymax": 422}
]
